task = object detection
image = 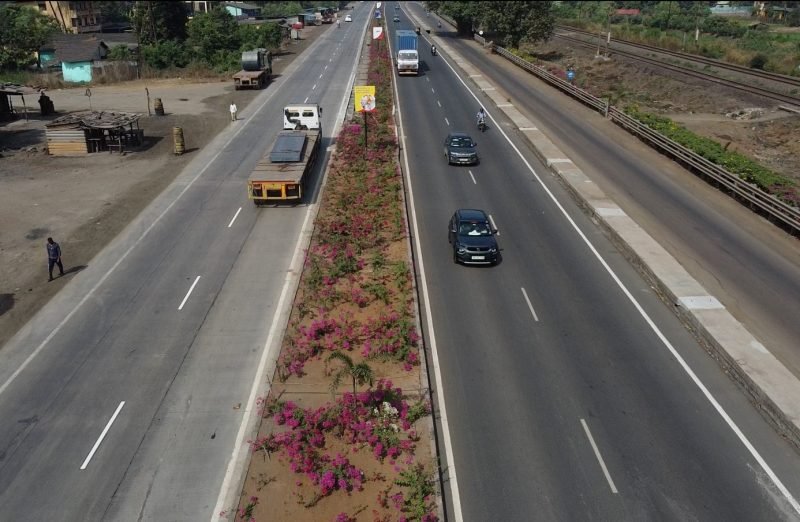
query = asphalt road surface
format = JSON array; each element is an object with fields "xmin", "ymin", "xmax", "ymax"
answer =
[
  {"xmin": 437, "ymin": 13, "xmax": 800, "ymax": 379},
  {"xmin": 391, "ymin": 6, "xmax": 800, "ymax": 522},
  {"xmin": 0, "ymin": 9, "xmax": 369, "ymax": 521}
]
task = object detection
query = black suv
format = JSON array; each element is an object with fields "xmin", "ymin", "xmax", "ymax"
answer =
[
  {"xmin": 443, "ymin": 132, "xmax": 478, "ymax": 165},
  {"xmin": 448, "ymin": 209, "xmax": 499, "ymax": 265}
]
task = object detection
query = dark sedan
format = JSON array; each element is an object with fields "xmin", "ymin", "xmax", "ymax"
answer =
[
  {"xmin": 443, "ymin": 132, "xmax": 478, "ymax": 165},
  {"xmin": 448, "ymin": 209, "xmax": 499, "ymax": 265}
]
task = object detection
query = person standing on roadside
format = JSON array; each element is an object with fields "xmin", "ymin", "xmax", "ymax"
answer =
[
  {"xmin": 229, "ymin": 101, "xmax": 238, "ymax": 121},
  {"xmin": 46, "ymin": 237, "xmax": 64, "ymax": 282}
]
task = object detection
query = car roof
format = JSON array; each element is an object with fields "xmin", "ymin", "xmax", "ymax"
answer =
[{"xmin": 455, "ymin": 209, "xmax": 489, "ymax": 221}]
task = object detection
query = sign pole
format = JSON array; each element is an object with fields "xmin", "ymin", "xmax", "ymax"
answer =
[{"xmin": 363, "ymin": 110, "xmax": 368, "ymax": 150}]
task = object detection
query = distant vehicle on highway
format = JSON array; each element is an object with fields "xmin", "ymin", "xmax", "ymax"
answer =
[
  {"xmin": 448, "ymin": 209, "xmax": 499, "ymax": 265},
  {"xmin": 345, "ymin": 14, "xmax": 352, "ymax": 22},
  {"xmin": 443, "ymin": 132, "xmax": 478, "ymax": 165},
  {"xmin": 393, "ymin": 15, "xmax": 400, "ymax": 22}
]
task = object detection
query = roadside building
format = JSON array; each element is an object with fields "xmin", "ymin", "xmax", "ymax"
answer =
[
  {"xmin": 223, "ymin": 1, "xmax": 261, "ymax": 19},
  {"xmin": 19, "ymin": 1, "xmax": 103, "ymax": 33},
  {"xmin": 39, "ymin": 33, "xmax": 138, "ymax": 84}
]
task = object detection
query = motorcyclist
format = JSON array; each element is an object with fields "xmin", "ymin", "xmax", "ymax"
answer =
[
  {"xmin": 476, "ymin": 108, "xmax": 486, "ymax": 127},
  {"xmin": 337, "ymin": 19, "xmax": 341, "ymax": 28},
  {"xmin": 431, "ymin": 44, "xmax": 437, "ymax": 56}
]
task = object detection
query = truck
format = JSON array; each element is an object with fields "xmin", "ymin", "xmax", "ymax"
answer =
[
  {"xmin": 395, "ymin": 30, "xmax": 419, "ymax": 76},
  {"xmin": 321, "ymin": 8, "xmax": 335, "ymax": 23},
  {"xmin": 247, "ymin": 104, "xmax": 323, "ymax": 204},
  {"xmin": 233, "ymin": 49, "xmax": 272, "ymax": 90},
  {"xmin": 301, "ymin": 11, "xmax": 320, "ymax": 26}
]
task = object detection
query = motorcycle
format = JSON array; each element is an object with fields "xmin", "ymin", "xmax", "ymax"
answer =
[
  {"xmin": 477, "ymin": 117, "xmax": 486, "ymax": 132},
  {"xmin": 431, "ymin": 46, "xmax": 437, "ymax": 56}
]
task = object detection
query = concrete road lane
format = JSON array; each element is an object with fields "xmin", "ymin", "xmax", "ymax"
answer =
[
  {"xmin": 389, "ymin": 11, "xmax": 800, "ymax": 522},
  {"xmin": 442, "ymin": 19, "xmax": 800, "ymax": 380},
  {"xmin": 0, "ymin": 12, "xmax": 368, "ymax": 521}
]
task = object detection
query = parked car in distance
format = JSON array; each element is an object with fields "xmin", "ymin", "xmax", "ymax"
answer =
[
  {"xmin": 345, "ymin": 14, "xmax": 352, "ymax": 22},
  {"xmin": 448, "ymin": 209, "xmax": 499, "ymax": 265},
  {"xmin": 443, "ymin": 132, "xmax": 478, "ymax": 165}
]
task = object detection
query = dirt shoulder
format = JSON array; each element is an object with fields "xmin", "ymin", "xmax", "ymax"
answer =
[
  {"xmin": 524, "ymin": 39, "xmax": 800, "ymax": 185},
  {"xmin": 0, "ymin": 24, "xmax": 329, "ymax": 350}
]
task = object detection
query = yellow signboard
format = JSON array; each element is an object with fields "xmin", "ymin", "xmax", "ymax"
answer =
[{"xmin": 354, "ymin": 85, "xmax": 376, "ymax": 113}]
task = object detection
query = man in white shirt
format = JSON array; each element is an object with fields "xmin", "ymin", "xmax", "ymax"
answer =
[{"xmin": 229, "ymin": 102, "xmax": 238, "ymax": 121}]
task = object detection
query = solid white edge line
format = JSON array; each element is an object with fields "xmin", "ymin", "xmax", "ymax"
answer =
[
  {"xmin": 435, "ymin": 39, "xmax": 800, "ymax": 516},
  {"xmin": 520, "ymin": 287, "xmax": 539, "ymax": 322},
  {"xmin": 580, "ymin": 418, "xmax": 618, "ymax": 494},
  {"xmin": 177, "ymin": 276, "xmax": 201, "ymax": 311},
  {"xmin": 488, "ymin": 214, "xmax": 498, "ymax": 235},
  {"xmin": 80, "ymin": 401, "xmax": 125, "ymax": 470},
  {"xmin": 0, "ymin": 79, "xmax": 286, "ymax": 399},
  {"xmin": 227, "ymin": 207, "xmax": 242, "ymax": 228},
  {"xmin": 392, "ymin": 28, "xmax": 465, "ymax": 522},
  {"xmin": 209, "ymin": 13, "xmax": 365, "ymax": 519}
]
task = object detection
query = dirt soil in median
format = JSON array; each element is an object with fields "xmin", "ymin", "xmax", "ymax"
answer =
[
  {"xmin": 523, "ymin": 39, "xmax": 800, "ymax": 185},
  {"xmin": 0, "ymin": 23, "xmax": 329, "ymax": 350}
]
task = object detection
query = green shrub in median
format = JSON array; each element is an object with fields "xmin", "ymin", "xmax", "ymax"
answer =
[{"xmin": 624, "ymin": 107, "xmax": 798, "ymax": 207}]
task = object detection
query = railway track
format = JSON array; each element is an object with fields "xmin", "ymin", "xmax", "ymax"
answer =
[{"xmin": 554, "ymin": 26, "xmax": 800, "ymax": 107}]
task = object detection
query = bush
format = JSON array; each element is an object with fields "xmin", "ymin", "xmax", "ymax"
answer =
[
  {"xmin": 107, "ymin": 44, "xmax": 132, "ymax": 61},
  {"xmin": 702, "ymin": 16, "xmax": 746, "ymax": 37},
  {"xmin": 749, "ymin": 53, "xmax": 768, "ymax": 70},
  {"xmin": 624, "ymin": 107, "xmax": 798, "ymax": 207},
  {"xmin": 141, "ymin": 40, "xmax": 192, "ymax": 69}
]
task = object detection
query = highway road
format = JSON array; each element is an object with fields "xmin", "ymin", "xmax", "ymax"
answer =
[
  {"xmin": 0, "ymin": 7, "xmax": 370, "ymax": 521},
  {"xmin": 441, "ymin": 15, "xmax": 800, "ymax": 379},
  {"xmin": 390, "ymin": 5, "xmax": 800, "ymax": 521}
]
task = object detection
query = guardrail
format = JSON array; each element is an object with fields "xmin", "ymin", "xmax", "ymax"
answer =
[{"xmin": 472, "ymin": 34, "xmax": 800, "ymax": 236}]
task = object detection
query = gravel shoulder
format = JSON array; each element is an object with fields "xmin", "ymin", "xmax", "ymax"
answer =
[{"xmin": 0, "ymin": 24, "xmax": 328, "ymax": 350}]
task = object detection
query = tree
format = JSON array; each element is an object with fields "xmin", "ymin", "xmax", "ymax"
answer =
[
  {"xmin": 187, "ymin": 7, "xmax": 239, "ymax": 57},
  {"xmin": 97, "ymin": 1, "xmax": 133, "ymax": 25},
  {"xmin": 480, "ymin": 1, "xmax": 555, "ymax": 47},
  {"xmin": 260, "ymin": 2, "xmax": 304, "ymax": 18},
  {"xmin": 238, "ymin": 22, "xmax": 284, "ymax": 51},
  {"xmin": 132, "ymin": 1, "xmax": 189, "ymax": 45},
  {"xmin": 327, "ymin": 351, "xmax": 374, "ymax": 397},
  {"xmin": 426, "ymin": 1, "xmax": 484, "ymax": 35},
  {"xmin": 0, "ymin": 5, "xmax": 60, "ymax": 70},
  {"xmin": 427, "ymin": 1, "xmax": 555, "ymax": 47}
]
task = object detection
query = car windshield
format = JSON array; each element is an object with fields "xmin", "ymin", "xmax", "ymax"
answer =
[
  {"xmin": 449, "ymin": 137, "xmax": 472, "ymax": 148},
  {"xmin": 459, "ymin": 221, "xmax": 491, "ymax": 236},
  {"xmin": 399, "ymin": 51, "xmax": 417, "ymax": 59}
]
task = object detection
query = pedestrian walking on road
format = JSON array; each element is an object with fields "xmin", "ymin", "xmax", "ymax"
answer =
[
  {"xmin": 229, "ymin": 102, "xmax": 238, "ymax": 121},
  {"xmin": 46, "ymin": 237, "xmax": 64, "ymax": 282}
]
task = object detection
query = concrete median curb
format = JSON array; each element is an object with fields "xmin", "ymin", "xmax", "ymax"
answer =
[{"xmin": 410, "ymin": 10, "xmax": 800, "ymax": 451}]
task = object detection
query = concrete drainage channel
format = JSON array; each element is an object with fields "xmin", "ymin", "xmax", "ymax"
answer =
[{"xmin": 408, "ymin": 9, "xmax": 800, "ymax": 452}]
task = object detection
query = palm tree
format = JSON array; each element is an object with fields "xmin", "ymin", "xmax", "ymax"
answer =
[{"xmin": 327, "ymin": 351, "xmax": 374, "ymax": 397}]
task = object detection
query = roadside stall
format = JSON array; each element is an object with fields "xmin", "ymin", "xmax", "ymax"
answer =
[{"xmin": 45, "ymin": 110, "xmax": 143, "ymax": 156}]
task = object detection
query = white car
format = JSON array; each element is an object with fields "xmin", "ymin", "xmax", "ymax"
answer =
[{"xmin": 345, "ymin": 15, "xmax": 352, "ymax": 22}]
